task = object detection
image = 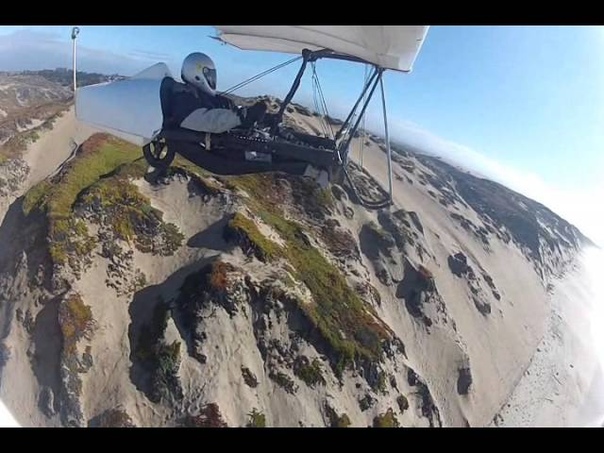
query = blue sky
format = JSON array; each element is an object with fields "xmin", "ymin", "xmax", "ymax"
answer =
[{"xmin": 0, "ymin": 25, "xmax": 602, "ymax": 245}]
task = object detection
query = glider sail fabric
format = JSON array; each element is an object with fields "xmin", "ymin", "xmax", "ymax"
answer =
[
  {"xmin": 75, "ymin": 63, "xmax": 173, "ymax": 146},
  {"xmin": 215, "ymin": 26, "xmax": 429, "ymax": 72}
]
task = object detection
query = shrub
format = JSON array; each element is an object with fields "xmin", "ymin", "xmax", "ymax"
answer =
[
  {"xmin": 224, "ymin": 213, "xmax": 283, "ymax": 262},
  {"xmin": 58, "ymin": 293, "xmax": 96, "ymax": 357},
  {"xmin": 241, "ymin": 367, "xmax": 259, "ymax": 388},
  {"xmin": 269, "ymin": 371, "xmax": 297, "ymax": 395},
  {"xmin": 89, "ymin": 408, "xmax": 135, "ymax": 427},
  {"xmin": 184, "ymin": 403, "xmax": 227, "ymax": 427},
  {"xmin": 246, "ymin": 408, "xmax": 266, "ymax": 427},
  {"xmin": 293, "ymin": 356, "xmax": 326, "ymax": 388},
  {"xmin": 324, "ymin": 403, "xmax": 351, "ymax": 428},
  {"xmin": 397, "ymin": 395, "xmax": 409, "ymax": 413},
  {"xmin": 373, "ymin": 408, "xmax": 399, "ymax": 428}
]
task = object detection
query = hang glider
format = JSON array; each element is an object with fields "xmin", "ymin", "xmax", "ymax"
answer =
[
  {"xmin": 75, "ymin": 25, "xmax": 430, "ymax": 208},
  {"xmin": 215, "ymin": 26, "xmax": 428, "ymax": 72}
]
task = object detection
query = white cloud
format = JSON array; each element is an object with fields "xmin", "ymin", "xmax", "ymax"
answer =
[
  {"xmin": 0, "ymin": 29, "xmax": 164, "ymax": 76},
  {"xmin": 364, "ymin": 115, "xmax": 604, "ymax": 247}
]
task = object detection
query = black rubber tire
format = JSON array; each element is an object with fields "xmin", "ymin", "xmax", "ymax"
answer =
[{"xmin": 142, "ymin": 138, "xmax": 175, "ymax": 169}]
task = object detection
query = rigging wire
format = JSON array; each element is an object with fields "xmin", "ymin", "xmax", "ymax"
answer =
[
  {"xmin": 339, "ymin": 67, "xmax": 392, "ymax": 210},
  {"xmin": 212, "ymin": 50, "xmax": 391, "ymax": 209},
  {"xmin": 310, "ymin": 64, "xmax": 328, "ymax": 137},
  {"xmin": 220, "ymin": 56, "xmax": 302, "ymax": 95},
  {"xmin": 310, "ymin": 62, "xmax": 334, "ymax": 139}
]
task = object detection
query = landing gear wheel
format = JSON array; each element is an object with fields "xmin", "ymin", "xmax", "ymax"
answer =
[{"xmin": 143, "ymin": 137, "xmax": 175, "ymax": 169}]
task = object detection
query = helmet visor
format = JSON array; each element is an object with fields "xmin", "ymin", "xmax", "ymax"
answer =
[{"xmin": 203, "ymin": 66, "xmax": 217, "ymax": 90}]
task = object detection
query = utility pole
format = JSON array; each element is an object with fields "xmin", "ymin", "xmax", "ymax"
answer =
[{"xmin": 71, "ymin": 27, "xmax": 80, "ymax": 93}]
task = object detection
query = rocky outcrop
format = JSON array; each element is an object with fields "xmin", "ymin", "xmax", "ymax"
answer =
[
  {"xmin": 447, "ymin": 251, "xmax": 501, "ymax": 317},
  {"xmin": 457, "ymin": 367, "xmax": 473, "ymax": 395},
  {"xmin": 396, "ymin": 260, "xmax": 441, "ymax": 328}
]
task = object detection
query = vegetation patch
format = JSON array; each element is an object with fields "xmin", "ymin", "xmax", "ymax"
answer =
[
  {"xmin": 224, "ymin": 212, "xmax": 283, "ymax": 262},
  {"xmin": 324, "ymin": 403, "xmax": 351, "ymax": 427},
  {"xmin": 293, "ymin": 356, "xmax": 326, "ymax": 388},
  {"xmin": 0, "ymin": 129, "xmax": 39, "ymax": 160},
  {"xmin": 208, "ymin": 261, "xmax": 235, "ymax": 293},
  {"xmin": 397, "ymin": 395, "xmax": 409, "ymax": 413},
  {"xmin": 183, "ymin": 403, "xmax": 228, "ymax": 427},
  {"xmin": 373, "ymin": 408, "xmax": 400, "ymax": 428},
  {"xmin": 89, "ymin": 408, "xmax": 135, "ymax": 427},
  {"xmin": 246, "ymin": 408, "xmax": 266, "ymax": 427},
  {"xmin": 358, "ymin": 393, "xmax": 375, "ymax": 412},
  {"xmin": 22, "ymin": 134, "xmax": 141, "ymax": 266},
  {"xmin": 413, "ymin": 378, "xmax": 442, "ymax": 427},
  {"xmin": 22, "ymin": 133, "xmax": 184, "ymax": 272},
  {"xmin": 355, "ymin": 282, "xmax": 382, "ymax": 307},
  {"xmin": 56, "ymin": 292, "xmax": 96, "ymax": 425},
  {"xmin": 169, "ymin": 156, "xmax": 225, "ymax": 194},
  {"xmin": 127, "ymin": 270, "xmax": 148, "ymax": 294},
  {"xmin": 226, "ymin": 172, "xmax": 333, "ymax": 222},
  {"xmin": 80, "ymin": 176, "xmax": 183, "ymax": 256},
  {"xmin": 377, "ymin": 209, "xmax": 421, "ymax": 251},
  {"xmin": 227, "ymin": 173, "xmax": 393, "ymax": 375},
  {"xmin": 269, "ymin": 370, "xmax": 297, "ymax": 395},
  {"xmin": 48, "ymin": 218, "xmax": 97, "ymax": 274},
  {"xmin": 0, "ymin": 101, "xmax": 70, "ymax": 161},
  {"xmin": 58, "ymin": 293, "xmax": 96, "ymax": 358},
  {"xmin": 175, "ymin": 260, "xmax": 240, "ymax": 344},
  {"xmin": 241, "ymin": 366, "xmax": 259, "ymax": 388},
  {"xmin": 133, "ymin": 301, "xmax": 183, "ymax": 404},
  {"xmin": 375, "ymin": 370, "xmax": 387, "ymax": 394},
  {"xmin": 319, "ymin": 220, "xmax": 359, "ymax": 260},
  {"xmin": 359, "ymin": 221, "xmax": 396, "ymax": 261}
]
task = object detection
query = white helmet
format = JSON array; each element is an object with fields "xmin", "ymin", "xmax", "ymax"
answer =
[{"xmin": 181, "ymin": 52, "xmax": 217, "ymax": 96}]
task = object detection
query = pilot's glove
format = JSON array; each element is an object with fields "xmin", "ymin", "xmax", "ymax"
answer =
[
  {"xmin": 240, "ymin": 101, "xmax": 268, "ymax": 128},
  {"xmin": 262, "ymin": 113, "xmax": 280, "ymax": 129}
]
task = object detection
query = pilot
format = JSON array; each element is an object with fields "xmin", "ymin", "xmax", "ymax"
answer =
[
  {"xmin": 160, "ymin": 52, "xmax": 328, "ymax": 187},
  {"xmin": 165, "ymin": 52, "xmax": 275, "ymax": 133}
]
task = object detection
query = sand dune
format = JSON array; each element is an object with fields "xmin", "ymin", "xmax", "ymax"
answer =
[{"xmin": 0, "ymin": 100, "xmax": 597, "ymax": 427}]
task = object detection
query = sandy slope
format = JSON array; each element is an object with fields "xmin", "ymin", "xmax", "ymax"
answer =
[
  {"xmin": 287, "ymin": 113, "xmax": 548, "ymax": 425},
  {"xmin": 353, "ymin": 138, "xmax": 548, "ymax": 426},
  {"xmin": 23, "ymin": 106, "xmax": 99, "ymax": 188},
  {"xmin": 0, "ymin": 107, "xmax": 98, "ymax": 428},
  {"xmin": 347, "ymin": 130, "xmax": 603, "ymax": 427},
  {"xmin": 293, "ymin": 112, "xmax": 597, "ymax": 426}
]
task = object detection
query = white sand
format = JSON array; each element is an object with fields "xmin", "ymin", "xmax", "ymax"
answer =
[{"xmin": 22, "ymin": 106, "xmax": 99, "ymax": 187}]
